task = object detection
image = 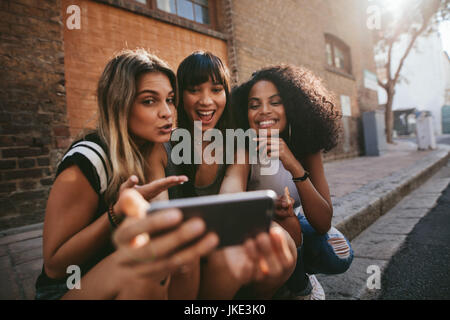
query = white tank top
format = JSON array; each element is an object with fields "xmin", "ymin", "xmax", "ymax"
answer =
[{"xmin": 247, "ymin": 160, "xmax": 301, "ymax": 208}]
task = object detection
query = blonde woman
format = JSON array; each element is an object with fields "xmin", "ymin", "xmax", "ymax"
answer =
[{"xmin": 35, "ymin": 49, "xmax": 219, "ymax": 300}]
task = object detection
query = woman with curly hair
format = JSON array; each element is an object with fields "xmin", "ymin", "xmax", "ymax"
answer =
[{"xmin": 232, "ymin": 64, "xmax": 354, "ymax": 299}]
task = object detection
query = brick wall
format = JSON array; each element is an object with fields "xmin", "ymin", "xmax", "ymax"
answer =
[
  {"xmin": 230, "ymin": 0, "xmax": 380, "ymax": 160},
  {"xmin": 0, "ymin": 0, "xmax": 68, "ymax": 230},
  {"xmin": 63, "ymin": 0, "xmax": 228, "ymax": 137},
  {"xmin": 0, "ymin": 0, "xmax": 228, "ymax": 230},
  {"xmin": 0, "ymin": 0, "xmax": 380, "ymax": 230}
]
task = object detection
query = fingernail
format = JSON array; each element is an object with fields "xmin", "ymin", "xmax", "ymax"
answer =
[
  {"xmin": 190, "ymin": 219, "xmax": 205, "ymax": 233},
  {"xmin": 207, "ymin": 233, "xmax": 219, "ymax": 247},
  {"xmin": 165, "ymin": 210, "xmax": 181, "ymax": 223},
  {"xmin": 130, "ymin": 233, "xmax": 149, "ymax": 248},
  {"xmin": 259, "ymin": 259, "xmax": 269, "ymax": 275}
]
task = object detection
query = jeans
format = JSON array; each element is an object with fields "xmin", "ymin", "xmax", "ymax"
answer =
[{"xmin": 286, "ymin": 208, "xmax": 354, "ymax": 293}]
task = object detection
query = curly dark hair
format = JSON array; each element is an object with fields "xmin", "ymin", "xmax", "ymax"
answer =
[{"xmin": 232, "ymin": 64, "xmax": 341, "ymax": 158}]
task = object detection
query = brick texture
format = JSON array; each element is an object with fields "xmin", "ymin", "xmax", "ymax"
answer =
[
  {"xmin": 62, "ymin": 0, "xmax": 228, "ymax": 137},
  {"xmin": 1, "ymin": 0, "xmax": 228, "ymax": 230},
  {"xmin": 0, "ymin": 0, "xmax": 67, "ymax": 230},
  {"xmin": 229, "ymin": 0, "xmax": 380, "ymax": 160},
  {"xmin": 1, "ymin": 0, "xmax": 380, "ymax": 229}
]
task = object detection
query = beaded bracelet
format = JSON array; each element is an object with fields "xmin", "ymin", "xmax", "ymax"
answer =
[{"xmin": 108, "ymin": 204, "xmax": 123, "ymax": 228}]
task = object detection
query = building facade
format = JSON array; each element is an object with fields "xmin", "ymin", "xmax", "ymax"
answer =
[{"xmin": 0, "ymin": 0, "xmax": 379, "ymax": 229}]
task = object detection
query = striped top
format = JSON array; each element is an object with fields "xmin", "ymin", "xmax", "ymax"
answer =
[
  {"xmin": 36, "ymin": 132, "xmax": 114, "ymax": 291},
  {"xmin": 57, "ymin": 132, "xmax": 111, "ymax": 196}
]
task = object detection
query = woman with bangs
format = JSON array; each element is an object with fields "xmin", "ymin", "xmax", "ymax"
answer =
[
  {"xmin": 35, "ymin": 49, "xmax": 219, "ymax": 300},
  {"xmin": 148, "ymin": 51, "xmax": 297, "ymax": 299}
]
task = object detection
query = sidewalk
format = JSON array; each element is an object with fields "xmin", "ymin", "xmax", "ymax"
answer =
[{"xmin": 1, "ymin": 140, "xmax": 449, "ymax": 300}]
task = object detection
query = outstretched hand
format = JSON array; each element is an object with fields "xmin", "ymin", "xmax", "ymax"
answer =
[
  {"xmin": 112, "ymin": 186, "xmax": 219, "ymax": 279},
  {"xmin": 113, "ymin": 175, "xmax": 188, "ymax": 216}
]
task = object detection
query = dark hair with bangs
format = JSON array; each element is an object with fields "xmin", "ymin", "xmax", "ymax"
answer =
[
  {"xmin": 175, "ymin": 51, "xmax": 236, "ymax": 196},
  {"xmin": 176, "ymin": 51, "xmax": 234, "ymax": 132},
  {"xmin": 232, "ymin": 64, "xmax": 341, "ymax": 159}
]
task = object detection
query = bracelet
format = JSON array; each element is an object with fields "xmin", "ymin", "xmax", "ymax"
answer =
[
  {"xmin": 292, "ymin": 170, "xmax": 310, "ymax": 182},
  {"xmin": 108, "ymin": 204, "xmax": 123, "ymax": 228}
]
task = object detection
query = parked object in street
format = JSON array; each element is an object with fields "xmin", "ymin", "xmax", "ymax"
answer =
[{"xmin": 416, "ymin": 111, "xmax": 437, "ymax": 150}]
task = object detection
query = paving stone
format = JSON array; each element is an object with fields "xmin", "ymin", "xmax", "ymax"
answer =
[
  {"xmin": 396, "ymin": 196, "xmax": 439, "ymax": 210},
  {"xmin": 0, "ymin": 245, "xmax": 8, "ymax": 257},
  {"xmin": 317, "ymin": 257, "xmax": 387, "ymax": 300},
  {"xmin": 418, "ymin": 178, "xmax": 450, "ymax": 194},
  {"xmin": 14, "ymin": 258, "xmax": 43, "ymax": 282},
  {"xmin": 0, "ymin": 230, "xmax": 42, "ymax": 246},
  {"xmin": 370, "ymin": 217, "xmax": 421, "ymax": 235},
  {"xmin": 21, "ymin": 276, "xmax": 38, "ymax": 300},
  {"xmin": 8, "ymin": 237, "xmax": 42, "ymax": 254},
  {"xmin": 389, "ymin": 208, "xmax": 429, "ymax": 219},
  {"xmin": 0, "ymin": 256, "xmax": 21, "ymax": 300},
  {"xmin": 10, "ymin": 246, "xmax": 43, "ymax": 266},
  {"xmin": 351, "ymin": 233, "xmax": 407, "ymax": 261}
]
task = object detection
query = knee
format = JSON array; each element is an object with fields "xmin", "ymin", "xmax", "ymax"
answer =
[{"xmin": 324, "ymin": 228, "xmax": 353, "ymax": 274}]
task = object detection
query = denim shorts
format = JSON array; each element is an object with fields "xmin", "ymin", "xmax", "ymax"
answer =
[{"xmin": 35, "ymin": 281, "xmax": 69, "ymax": 300}]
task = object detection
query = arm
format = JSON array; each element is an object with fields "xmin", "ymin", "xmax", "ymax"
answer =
[
  {"xmin": 43, "ymin": 165, "xmax": 112, "ymax": 279},
  {"xmin": 219, "ymin": 148, "xmax": 250, "ymax": 194},
  {"xmin": 146, "ymin": 143, "xmax": 170, "ymax": 202},
  {"xmin": 62, "ymin": 188, "xmax": 219, "ymax": 300},
  {"xmin": 44, "ymin": 155, "xmax": 187, "ymax": 280},
  {"xmin": 289, "ymin": 152, "xmax": 333, "ymax": 234},
  {"xmin": 259, "ymin": 137, "xmax": 332, "ymax": 234},
  {"xmin": 273, "ymin": 190, "xmax": 302, "ymax": 247}
]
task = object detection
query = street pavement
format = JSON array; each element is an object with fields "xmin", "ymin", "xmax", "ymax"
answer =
[
  {"xmin": 0, "ymin": 137, "xmax": 449, "ymax": 300},
  {"xmin": 377, "ymin": 164, "xmax": 450, "ymax": 299},
  {"xmin": 317, "ymin": 157, "xmax": 450, "ymax": 299}
]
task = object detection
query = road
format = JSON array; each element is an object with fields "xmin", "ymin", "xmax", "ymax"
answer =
[{"xmin": 377, "ymin": 137, "xmax": 450, "ymax": 299}]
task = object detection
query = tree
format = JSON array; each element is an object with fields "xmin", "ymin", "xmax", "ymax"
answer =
[{"xmin": 372, "ymin": 0, "xmax": 449, "ymax": 143}]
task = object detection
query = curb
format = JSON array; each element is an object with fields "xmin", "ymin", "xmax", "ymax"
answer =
[
  {"xmin": 332, "ymin": 145, "xmax": 450, "ymax": 241},
  {"xmin": 318, "ymin": 157, "xmax": 450, "ymax": 300},
  {"xmin": 0, "ymin": 222, "xmax": 44, "ymax": 237}
]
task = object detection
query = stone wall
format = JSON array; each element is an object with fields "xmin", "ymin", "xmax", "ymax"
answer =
[
  {"xmin": 229, "ymin": 0, "xmax": 380, "ymax": 160},
  {"xmin": 0, "ymin": 0, "xmax": 68, "ymax": 230}
]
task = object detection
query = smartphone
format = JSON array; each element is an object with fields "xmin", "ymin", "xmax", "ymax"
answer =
[{"xmin": 147, "ymin": 190, "xmax": 277, "ymax": 247}]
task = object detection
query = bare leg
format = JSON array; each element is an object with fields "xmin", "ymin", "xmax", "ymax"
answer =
[
  {"xmin": 198, "ymin": 257, "xmax": 246, "ymax": 300},
  {"xmin": 168, "ymin": 259, "xmax": 201, "ymax": 300},
  {"xmin": 239, "ymin": 229, "xmax": 298, "ymax": 299},
  {"xmin": 198, "ymin": 245, "xmax": 256, "ymax": 300}
]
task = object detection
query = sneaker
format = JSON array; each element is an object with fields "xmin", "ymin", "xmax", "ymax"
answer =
[
  {"xmin": 294, "ymin": 275, "xmax": 325, "ymax": 300},
  {"xmin": 308, "ymin": 275, "xmax": 325, "ymax": 300},
  {"xmin": 273, "ymin": 275, "xmax": 325, "ymax": 300}
]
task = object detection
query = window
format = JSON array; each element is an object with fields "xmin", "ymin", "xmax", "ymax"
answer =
[
  {"xmin": 325, "ymin": 34, "xmax": 352, "ymax": 75},
  {"xmin": 156, "ymin": 0, "xmax": 210, "ymax": 24}
]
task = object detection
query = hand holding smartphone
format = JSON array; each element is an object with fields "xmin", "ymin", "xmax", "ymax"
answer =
[{"xmin": 147, "ymin": 190, "xmax": 276, "ymax": 247}]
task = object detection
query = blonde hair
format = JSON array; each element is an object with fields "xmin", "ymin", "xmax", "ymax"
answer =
[{"xmin": 96, "ymin": 49, "xmax": 176, "ymax": 204}]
